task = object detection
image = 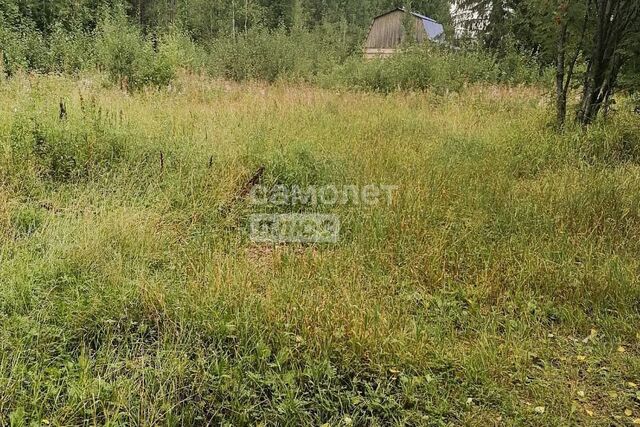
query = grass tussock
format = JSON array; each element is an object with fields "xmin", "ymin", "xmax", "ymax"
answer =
[{"xmin": 1, "ymin": 73, "xmax": 640, "ymax": 425}]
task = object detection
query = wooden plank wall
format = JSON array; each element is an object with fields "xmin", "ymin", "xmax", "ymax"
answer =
[{"xmin": 364, "ymin": 11, "xmax": 427, "ymax": 49}]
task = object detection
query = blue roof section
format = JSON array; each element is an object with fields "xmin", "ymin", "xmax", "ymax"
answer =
[
  {"xmin": 421, "ymin": 18, "xmax": 444, "ymax": 39},
  {"xmin": 409, "ymin": 11, "xmax": 444, "ymax": 40}
]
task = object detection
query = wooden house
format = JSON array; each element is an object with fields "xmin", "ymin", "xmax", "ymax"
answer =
[{"xmin": 364, "ymin": 8, "xmax": 444, "ymax": 59}]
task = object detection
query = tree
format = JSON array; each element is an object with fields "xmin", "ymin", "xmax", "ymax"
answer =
[
  {"xmin": 523, "ymin": 0, "xmax": 639, "ymax": 128},
  {"xmin": 452, "ymin": 0, "xmax": 516, "ymax": 50},
  {"xmin": 618, "ymin": 20, "xmax": 640, "ymax": 92},
  {"xmin": 553, "ymin": 0, "xmax": 589, "ymax": 129},
  {"xmin": 576, "ymin": 0, "xmax": 640, "ymax": 125}
]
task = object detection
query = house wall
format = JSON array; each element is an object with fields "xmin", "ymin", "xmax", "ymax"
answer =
[
  {"xmin": 363, "ymin": 48, "xmax": 397, "ymax": 59},
  {"xmin": 364, "ymin": 11, "xmax": 428, "ymax": 50},
  {"xmin": 414, "ymin": 18, "xmax": 428, "ymax": 43}
]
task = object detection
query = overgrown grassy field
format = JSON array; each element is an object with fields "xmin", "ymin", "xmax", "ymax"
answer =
[{"xmin": 1, "ymin": 72, "xmax": 640, "ymax": 425}]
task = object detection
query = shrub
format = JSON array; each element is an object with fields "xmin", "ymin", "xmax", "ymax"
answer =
[
  {"xmin": 322, "ymin": 44, "xmax": 500, "ymax": 93},
  {"xmin": 208, "ymin": 28, "xmax": 299, "ymax": 83},
  {"xmin": 158, "ymin": 26, "xmax": 208, "ymax": 73},
  {"xmin": 48, "ymin": 24, "xmax": 96, "ymax": 74},
  {"xmin": 207, "ymin": 25, "xmax": 348, "ymax": 83},
  {"xmin": 495, "ymin": 39, "xmax": 552, "ymax": 85},
  {"xmin": 0, "ymin": 19, "xmax": 49, "ymax": 75},
  {"xmin": 95, "ymin": 9, "xmax": 176, "ymax": 90},
  {"xmin": 320, "ymin": 43, "xmax": 551, "ymax": 93}
]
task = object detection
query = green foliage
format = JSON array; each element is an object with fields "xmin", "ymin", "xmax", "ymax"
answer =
[
  {"xmin": 0, "ymin": 0, "xmax": 549, "ymax": 92},
  {"xmin": 8, "ymin": 106, "xmax": 127, "ymax": 184},
  {"xmin": 323, "ymin": 44, "xmax": 546, "ymax": 93},
  {"xmin": 326, "ymin": 42, "xmax": 552, "ymax": 94},
  {"xmin": 95, "ymin": 9, "xmax": 176, "ymax": 90},
  {"xmin": 578, "ymin": 112, "xmax": 640, "ymax": 165},
  {"xmin": 495, "ymin": 37, "xmax": 551, "ymax": 85},
  {"xmin": 157, "ymin": 26, "xmax": 208, "ymax": 72},
  {"xmin": 10, "ymin": 204, "xmax": 44, "ymax": 236},
  {"xmin": 207, "ymin": 25, "xmax": 349, "ymax": 83},
  {"xmin": 47, "ymin": 24, "xmax": 96, "ymax": 74},
  {"xmin": 0, "ymin": 18, "xmax": 48, "ymax": 75},
  {"xmin": 619, "ymin": 27, "xmax": 640, "ymax": 92}
]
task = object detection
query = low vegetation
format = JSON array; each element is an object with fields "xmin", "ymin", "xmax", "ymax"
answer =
[
  {"xmin": 1, "ymin": 1, "xmax": 639, "ymax": 424},
  {"xmin": 1, "ymin": 73, "xmax": 639, "ymax": 425},
  {"xmin": 323, "ymin": 45, "xmax": 549, "ymax": 93},
  {"xmin": 0, "ymin": 8, "xmax": 549, "ymax": 94}
]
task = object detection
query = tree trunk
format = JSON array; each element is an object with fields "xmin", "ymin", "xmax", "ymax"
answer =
[
  {"xmin": 232, "ymin": 0, "xmax": 236, "ymax": 39},
  {"xmin": 576, "ymin": 0, "xmax": 639, "ymax": 126},
  {"xmin": 245, "ymin": 0, "xmax": 249, "ymax": 32},
  {"xmin": 555, "ymin": 18, "xmax": 568, "ymax": 129},
  {"xmin": 575, "ymin": 61, "xmax": 592, "ymax": 123}
]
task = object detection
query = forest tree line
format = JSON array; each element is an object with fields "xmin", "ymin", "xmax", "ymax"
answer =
[{"xmin": 0, "ymin": 0, "xmax": 452, "ymax": 41}]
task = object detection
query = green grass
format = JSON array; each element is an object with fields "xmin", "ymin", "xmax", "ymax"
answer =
[{"xmin": 1, "ymin": 72, "xmax": 640, "ymax": 426}]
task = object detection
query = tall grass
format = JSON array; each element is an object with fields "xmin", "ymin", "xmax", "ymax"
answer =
[{"xmin": 0, "ymin": 73, "xmax": 639, "ymax": 425}]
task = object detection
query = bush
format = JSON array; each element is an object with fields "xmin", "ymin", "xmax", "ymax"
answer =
[
  {"xmin": 321, "ymin": 43, "xmax": 550, "ymax": 93},
  {"xmin": 157, "ymin": 26, "xmax": 208, "ymax": 73},
  {"xmin": 0, "ymin": 17, "xmax": 96, "ymax": 76},
  {"xmin": 48, "ymin": 24, "xmax": 96, "ymax": 74},
  {"xmin": 0, "ymin": 19, "xmax": 49, "ymax": 75},
  {"xmin": 322, "ymin": 44, "xmax": 500, "ymax": 93},
  {"xmin": 0, "ymin": 10, "xmax": 549, "ymax": 93},
  {"xmin": 207, "ymin": 25, "xmax": 349, "ymax": 83},
  {"xmin": 95, "ymin": 9, "xmax": 176, "ymax": 90},
  {"xmin": 496, "ymin": 39, "xmax": 552, "ymax": 85}
]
